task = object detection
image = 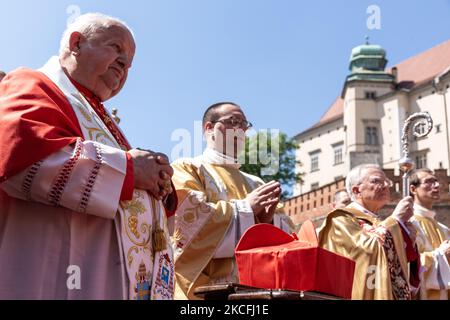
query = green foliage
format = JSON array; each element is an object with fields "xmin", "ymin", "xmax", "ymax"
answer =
[{"xmin": 239, "ymin": 131, "xmax": 303, "ymax": 199}]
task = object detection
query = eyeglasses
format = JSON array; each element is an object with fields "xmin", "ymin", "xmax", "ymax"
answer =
[
  {"xmin": 366, "ymin": 177, "xmax": 394, "ymax": 188},
  {"xmin": 212, "ymin": 117, "xmax": 253, "ymax": 130},
  {"xmin": 420, "ymin": 178, "xmax": 439, "ymax": 187}
]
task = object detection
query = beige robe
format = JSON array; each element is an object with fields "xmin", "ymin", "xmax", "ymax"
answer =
[
  {"xmin": 318, "ymin": 202, "xmax": 412, "ymax": 300},
  {"xmin": 170, "ymin": 148, "xmax": 296, "ymax": 299},
  {"xmin": 411, "ymin": 204, "xmax": 450, "ymax": 299}
]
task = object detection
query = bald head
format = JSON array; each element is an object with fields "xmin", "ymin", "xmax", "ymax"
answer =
[
  {"xmin": 58, "ymin": 13, "xmax": 136, "ymax": 101},
  {"xmin": 59, "ymin": 13, "xmax": 134, "ymax": 57}
]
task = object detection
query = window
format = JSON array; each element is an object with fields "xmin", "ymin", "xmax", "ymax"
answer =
[
  {"xmin": 415, "ymin": 154, "xmax": 427, "ymax": 169},
  {"xmin": 310, "ymin": 151, "xmax": 320, "ymax": 172},
  {"xmin": 333, "ymin": 143, "xmax": 344, "ymax": 165},
  {"xmin": 311, "ymin": 183, "xmax": 319, "ymax": 190},
  {"xmin": 365, "ymin": 91, "xmax": 377, "ymax": 99},
  {"xmin": 365, "ymin": 127, "xmax": 379, "ymax": 145},
  {"xmin": 436, "ymin": 124, "xmax": 441, "ymax": 133}
]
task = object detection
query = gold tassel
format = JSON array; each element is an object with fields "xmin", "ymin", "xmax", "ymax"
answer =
[{"xmin": 153, "ymin": 226, "xmax": 167, "ymax": 252}]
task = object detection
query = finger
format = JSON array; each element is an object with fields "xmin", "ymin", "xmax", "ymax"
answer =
[
  {"xmin": 258, "ymin": 186, "xmax": 281, "ymax": 196},
  {"xmin": 160, "ymin": 164, "xmax": 174, "ymax": 177},
  {"xmin": 158, "ymin": 179, "xmax": 172, "ymax": 191},
  {"xmin": 256, "ymin": 182, "xmax": 281, "ymax": 195},
  {"xmin": 256, "ymin": 180, "xmax": 278, "ymax": 189},
  {"xmin": 159, "ymin": 171, "xmax": 171, "ymax": 180},
  {"xmin": 156, "ymin": 154, "xmax": 170, "ymax": 165},
  {"xmin": 260, "ymin": 197, "xmax": 279, "ymax": 207},
  {"xmin": 159, "ymin": 189, "xmax": 167, "ymax": 199},
  {"xmin": 403, "ymin": 196, "xmax": 413, "ymax": 203},
  {"xmin": 150, "ymin": 186, "xmax": 162, "ymax": 200},
  {"xmin": 258, "ymin": 189, "xmax": 281, "ymax": 202},
  {"xmin": 273, "ymin": 187, "xmax": 282, "ymax": 195}
]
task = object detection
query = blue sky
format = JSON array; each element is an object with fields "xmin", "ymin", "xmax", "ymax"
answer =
[{"xmin": 1, "ymin": 0, "xmax": 449, "ymax": 161}]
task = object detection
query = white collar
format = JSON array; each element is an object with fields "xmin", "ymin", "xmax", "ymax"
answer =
[
  {"xmin": 202, "ymin": 148, "xmax": 241, "ymax": 169},
  {"xmin": 347, "ymin": 201, "xmax": 379, "ymax": 219},
  {"xmin": 38, "ymin": 56, "xmax": 80, "ymax": 98},
  {"xmin": 414, "ymin": 203, "xmax": 436, "ymax": 219}
]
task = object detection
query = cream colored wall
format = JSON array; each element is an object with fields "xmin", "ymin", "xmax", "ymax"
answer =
[
  {"xmin": 294, "ymin": 119, "xmax": 346, "ymax": 195},
  {"xmin": 293, "ymin": 77, "xmax": 450, "ymax": 197},
  {"xmin": 408, "ymin": 80, "xmax": 450, "ymax": 173},
  {"xmin": 345, "ymin": 83, "xmax": 393, "ymax": 151},
  {"xmin": 377, "ymin": 93, "xmax": 408, "ymax": 173}
]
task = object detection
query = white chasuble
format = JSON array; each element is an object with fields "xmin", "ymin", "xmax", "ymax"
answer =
[{"xmin": 411, "ymin": 205, "xmax": 450, "ymax": 300}]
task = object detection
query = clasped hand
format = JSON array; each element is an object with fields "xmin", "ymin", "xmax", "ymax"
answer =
[{"xmin": 128, "ymin": 148, "xmax": 174, "ymax": 200}]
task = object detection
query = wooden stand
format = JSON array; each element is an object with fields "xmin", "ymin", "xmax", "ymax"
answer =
[{"xmin": 194, "ymin": 283, "xmax": 342, "ymax": 300}]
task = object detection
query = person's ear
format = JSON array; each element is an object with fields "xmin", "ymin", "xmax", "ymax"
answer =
[
  {"xmin": 351, "ymin": 185, "xmax": 360, "ymax": 198},
  {"xmin": 69, "ymin": 32, "xmax": 83, "ymax": 56},
  {"xmin": 410, "ymin": 184, "xmax": 417, "ymax": 197},
  {"xmin": 204, "ymin": 122, "xmax": 214, "ymax": 132},
  {"xmin": 204, "ymin": 122, "xmax": 215, "ymax": 138}
]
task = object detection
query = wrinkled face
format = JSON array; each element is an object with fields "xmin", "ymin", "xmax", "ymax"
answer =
[
  {"xmin": 206, "ymin": 104, "xmax": 249, "ymax": 157},
  {"xmin": 73, "ymin": 24, "xmax": 135, "ymax": 101},
  {"xmin": 353, "ymin": 168, "xmax": 392, "ymax": 208},
  {"xmin": 412, "ymin": 171, "xmax": 440, "ymax": 203}
]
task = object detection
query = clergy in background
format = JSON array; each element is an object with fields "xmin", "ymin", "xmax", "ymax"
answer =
[
  {"xmin": 170, "ymin": 102, "xmax": 295, "ymax": 299},
  {"xmin": 0, "ymin": 13, "xmax": 176, "ymax": 299},
  {"xmin": 409, "ymin": 168, "xmax": 450, "ymax": 299},
  {"xmin": 332, "ymin": 189, "xmax": 352, "ymax": 209},
  {"xmin": 318, "ymin": 164, "xmax": 420, "ymax": 299}
]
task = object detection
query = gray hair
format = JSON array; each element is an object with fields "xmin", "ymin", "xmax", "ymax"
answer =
[
  {"xmin": 345, "ymin": 163, "xmax": 381, "ymax": 201},
  {"xmin": 59, "ymin": 12, "xmax": 134, "ymax": 56},
  {"xmin": 333, "ymin": 189, "xmax": 349, "ymax": 203}
]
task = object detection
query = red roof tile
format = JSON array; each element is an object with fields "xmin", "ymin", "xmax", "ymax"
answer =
[
  {"xmin": 319, "ymin": 97, "xmax": 344, "ymax": 123},
  {"xmin": 390, "ymin": 39, "xmax": 450, "ymax": 89}
]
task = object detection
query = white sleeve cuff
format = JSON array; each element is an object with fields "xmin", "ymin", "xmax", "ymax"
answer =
[
  {"xmin": 213, "ymin": 199, "xmax": 255, "ymax": 259},
  {"xmin": 1, "ymin": 140, "xmax": 127, "ymax": 220},
  {"xmin": 273, "ymin": 214, "xmax": 292, "ymax": 234}
]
